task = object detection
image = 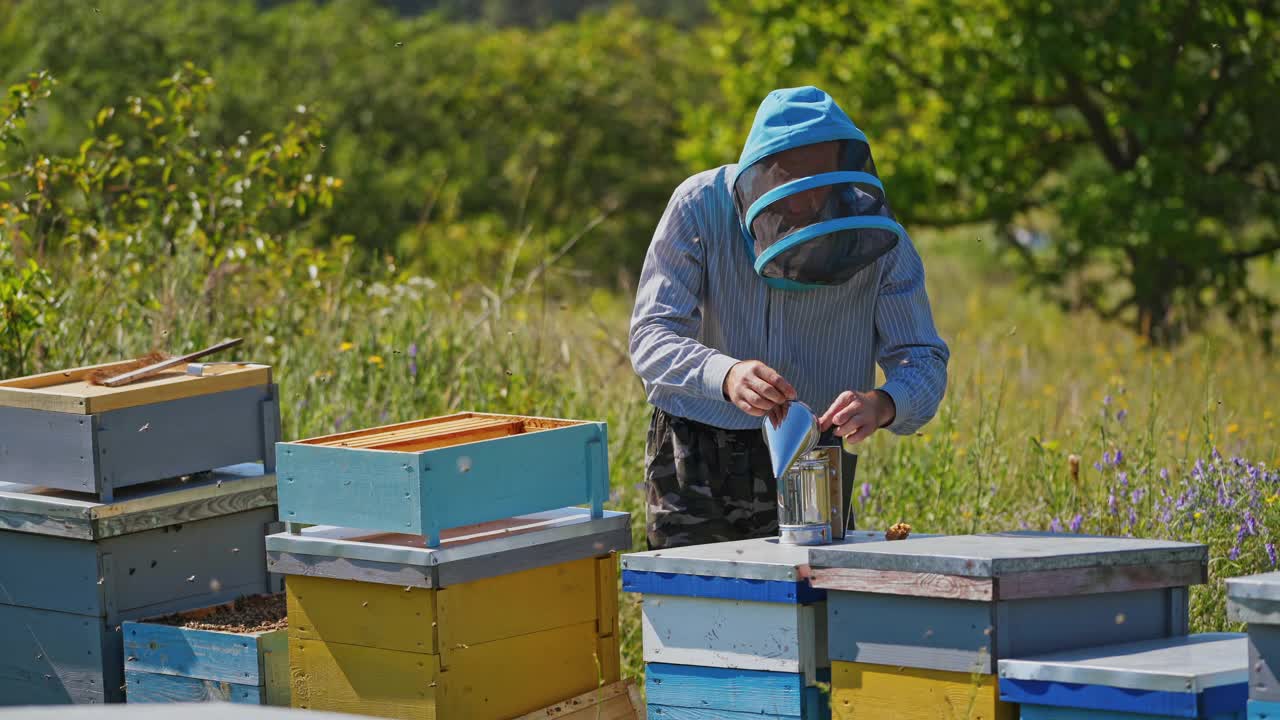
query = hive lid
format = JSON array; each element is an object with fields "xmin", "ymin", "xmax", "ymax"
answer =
[
  {"xmin": 1226, "ymin": 571, "xmax": 1280, "ymax": 624},
  {"xmin": 622, "ymin": 530, "xmax": 938, "ymax": 582},
  {"xmin": 808, "ymin": 531, "xmax": 1207, "ymax": 577},
  {"xmin": 998, "ymin": 633, "xmax": 1247, "ymax": 694},
  {"xmin": 0, "ymin": 361, "xmax": 270, "ymax": 414},
  {"xmin": 267, "ymin": 507, "xmax": 631, "ymax": 588},
  {"xmin": 0, "ymin": 463, "xmax": 275, "ymax": 539}
]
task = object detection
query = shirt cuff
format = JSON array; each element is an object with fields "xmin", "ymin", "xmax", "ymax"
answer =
[
  {"xmin": 877, "ymin": 380, "xmax": 914, "ymax": 435},
  {"xmin": 700, "ymin": 353, "xmax": 741, "ymax": 402}
]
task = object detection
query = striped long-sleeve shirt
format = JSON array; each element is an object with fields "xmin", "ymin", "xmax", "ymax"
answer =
[{"xmin": 628, "ymin": 165, "xmax": 950, "ymax": 433}]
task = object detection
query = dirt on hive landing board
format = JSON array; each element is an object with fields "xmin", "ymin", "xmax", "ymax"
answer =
[{"xmin": 153, "ymin": 593, "xmax": 287, "ymax": 633}]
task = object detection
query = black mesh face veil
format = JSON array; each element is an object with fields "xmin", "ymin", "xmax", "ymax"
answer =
[{"xmin": 732, "ymin": 139, "xmax": 906, "ymax": 288}]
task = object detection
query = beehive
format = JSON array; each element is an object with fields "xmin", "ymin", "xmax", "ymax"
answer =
[
  {"xmin": 1228, "ymin": 571, "xmax": 1280, "ymax": 719},
  {"xmin": 268, "ymin": 507, "xmax": 631, "ymax": 719},
  {"xmin": 622, "ymin": 531, "xmax": 934, "ymax": 720},
  {"xmin": 0, "ymin": 361, "xmax": 278, "ymax": 501},
  {"xmin": 999, "ymin": 633, "xmax": 1248, "ymax": 719},
  {"xmin": 0, "ymin": 464, "xmax": 280, "ymax": 705},
  {"xmin": 809, "ymin": 532, "xmax": 1209, "ymax": 720},
  {"xmin": 275, "ymin": 412, "xmax": 608, "ymax": 546},
  {"xmin": 122, "ymin": 593, "xmax": 289, "ymax": 705}
]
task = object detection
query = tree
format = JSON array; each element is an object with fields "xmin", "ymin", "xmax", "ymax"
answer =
[{"xmin": 688, "ymin": 0, "xmax": 1280, "ymax": 344}]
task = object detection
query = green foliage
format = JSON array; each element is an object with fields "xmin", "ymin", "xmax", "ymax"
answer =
[
  {"xmin": 0, "ymin": 0, "xmax": 710, "ymax": 281},
  {"xmin": 691, "ymin": 0, "xmax": 1280, "ymax": 343},
  {"xmin": 0, "ymin": 243, "xmax": 55, "ymax": 378}
]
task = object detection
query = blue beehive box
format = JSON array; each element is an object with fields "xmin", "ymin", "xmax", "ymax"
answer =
[
  {"xmin": 1227, "ymin": 571, "xmax": 1280, "ymax": 719},
  {"xmin": 0, "ymin": 464, "xmax": 280, "ymax": 705},
  {"xmin": 275, "ymin": 412, "xmax": 608, "ymax": 547},
  {"xmin": 622, "ymin": 530, "xmax": 938, "ymax": 720},
  {"xmin": 998, "ymin": 633, "xmax": 1249, "ymax": 719}
]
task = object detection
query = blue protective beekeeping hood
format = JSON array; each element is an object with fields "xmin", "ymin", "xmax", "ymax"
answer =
[{"xmin": 731, "ymin": 87, "xmax": 906, "ymax": 290}]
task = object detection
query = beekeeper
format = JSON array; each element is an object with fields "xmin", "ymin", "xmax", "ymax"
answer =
[{"xmin": 629, "ymin": 86, "xmax": 950, "ymax": 550}]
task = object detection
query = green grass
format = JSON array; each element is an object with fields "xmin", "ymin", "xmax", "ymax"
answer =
[{"xmin": 27, "ymin": 228, "xmax": 1280, "ymax": 686}]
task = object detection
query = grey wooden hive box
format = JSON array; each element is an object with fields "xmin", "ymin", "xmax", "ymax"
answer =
[
  {"xmin": 808, "ymin": 531, "xmax": 1209, "ymax": 675},
  {"xmin": 0, "ymin": 361, "xmax": 279, "ymax": 501},
  {"xmin": 0, "ymin": 464, "xmax": 281, "ymax": 706},
  {"xmin": 1228, "ymin": 571, "xmax": 1280, "ymax": 703}
]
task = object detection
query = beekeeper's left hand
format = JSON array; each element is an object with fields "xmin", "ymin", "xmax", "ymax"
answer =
[{"xmin": 817, "ymin": 390, "xmax": 896, "ymax": 444}]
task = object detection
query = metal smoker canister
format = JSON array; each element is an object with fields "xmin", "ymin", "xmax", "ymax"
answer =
[{"xmin": 777, "ymin": 450, "xmax": 834, "ymax": 545}]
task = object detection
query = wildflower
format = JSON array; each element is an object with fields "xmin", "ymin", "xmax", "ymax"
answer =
[
  {"xmin": 1131, "ymin": 489, "xmax": 1144, "ymax": 504},
  {"xmin": 1160, "ymin": 468, "xmax": 1169, "ymax": 481},
  {"xmin": 367, "ymin": 355, "xmax": 384, "ymax": 366},
  {"xmin": 1266, "ymin": 494, "xmax": 1279, "ymax": 505},
  {"xmin": 1050, "ymin": 518, "xmax": 1063, "ymax": 533},
  {"xmin": 1116, "ymin": 409, "xmax": 1128, "ymax": 422},
  {"xmin": 859, "ymin": 482, "xmax": 871, "ymax": 505},
  {"xmin": 1268, "ymin": 543, "xmax": 1278, "ymax": 567},
  {"xmin": 409, "ymin": 360, "xmax": 418, "ymax": 378},
  {"xmin": 1119, "ymin": 472, "xmax": 1129, "ymax": 487},
  {"xmin": 1108, "ymin": 493, "xmax": 1118, "ymax": 515},
  {"xmin": 408, "ymin": 342, "xmax": 418, "ymax": 358},
  {"xmin": 1069, "ymin": 514, "xmax": 1083, "ymax": 533},
  {"xmin": 1103, "ymin": 395, "xmax": 1112, "ymax": 406},
  {"xmin": 1193, "ymin": 511, "xmax": 1203, "ymax": 520},
  {"xmin": 1245, "ymin": 512, "xmax": 1259, "ymax": 536},
  {"xmin": 1128, "ymin": 507, "xmax": 1138, "ymax": 527},
  {"xmin": 1229, "ymin": 546, "xmax": 1241, "ymax": 561},
  {"xmin": 1114, "ymin": 448, "xmax": 1125, "ymax": 466},
  {"xmin": 339, "ymin": 341, "xmax": 354, "ymax": 352}
]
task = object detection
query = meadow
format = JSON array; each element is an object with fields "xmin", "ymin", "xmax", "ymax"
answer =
[{"xmin": 23, "ymin": 220, "xmax": 1278, "ymax": 683}]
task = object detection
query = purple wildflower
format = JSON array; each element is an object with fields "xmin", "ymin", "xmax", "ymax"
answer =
[
  {"xmin": 1116, "ymin": 409, "xmax": 1128, "ymax": 422},
  {"xmin": 1229, "ymin": 545, "xmax": 1241, "ymax": 561},
  {"xmin": 859, "ymin": 482, "xmax": 871, "ymax": 505},
  {"xmin": 1128, "ymin": 507, "xmax": 1138, "ymax": 527},
  {"xmin": 1069, "ymin": 514, "xmax": 1083, "ymax": 533},
  {"xmin": 1267, "ymin": 543, "xmax": 1278, "ymax": 567},
  {"xmin": 1245, "ymin": 512, "xmax": 1259, "ymax": 536},
  {"xmin": 1108, "ymin": 493, "xmax": 1118, "ymax": 515},
  {"xmin": 1102, "ymin": 451, "xmax": 1113, "ymax": 465},
  {"xmin": 1160, "ymin": 468, "xmax": 1169, "ymax": 481},
  {"xmin": 1131, "ymin": 488, "xmax": 1145, "ymax": 504},
  {"xmin": 409, "ymin": 360, "xmax": 418, "ymax": 377},
  {"xmin": 1114, "ymin": 448, "xmax": 1125, "ymax": 466},
  {"xmin": 1103, "ymin": 395, "xmax": 1112, "ymax": 406},
  {"xmin": 1050, "ymin": 518, "xmax": 1063, "ymax": 533},
  {"xmin": 408, "ymin": 342, "xmax": 418, "ymax": 358},
  {"xmin": 1119, "ymin": 472, "xmax": 1129, "ymax": 487}
]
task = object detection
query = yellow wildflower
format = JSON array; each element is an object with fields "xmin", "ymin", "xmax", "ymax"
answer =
[
  {"xmin": 367, "ymin": 355, "xmax": 384, "ymax": 366},
  {"xmin": 1265, "ymin": 494, "xmax": 1278, "ymax": 505},
  {"xmin": 1193, "ymin": 512, "xmax": 1203, "ymax": 520},
  {"xmin": 339, "ymin": 341, "xmax": 354, "ymax": 352},
  {"xmin": 1226, "ymin": 423, "xmax": 1239, "ymax": 435}
]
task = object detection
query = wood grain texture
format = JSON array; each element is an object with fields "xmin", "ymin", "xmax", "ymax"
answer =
[
  {"xmin": 599, "ymin": 632, "xmax": 622, "ymax": 685},
  {"xmin": 289, "ymin": 637, "xmax": 439, "ymax": 719},
  {"xmin": 276, "ymin": 418, "xmax": 608, "ymax": 543},
  {"xmin": 125, "ymin": 670, "xmax": 263, "ymax": 704},
  {"xmin": 598, "ymin": 554, "xmax": 619, "ymax": 637},
  {"xmin": 95, "ymin": 482, "xmax": 277, "ymax": 539},
  {"xmin": 286, "ymin": 575, "xmax": 438, "ymax": 654},
  {"xmin": 439, "ymin": 620, "xmax": 607, "ymax": 718},
  {"xmin": 0, "ymin": 531, "xmax": 103, "ymax": 615},
  {"xmin": 104, "ymin": 506, "xmax": 275, "ymax": 616},
  {"xmin": 510, "ymin": 680, "xmax": 641, "ymax": 720},
  {"xmin": 641, "ymin": 595, "xmax": 821, "ymax": 682},
  {"xmin": 648, "ymin": 706, "xmax": 801, "ymax": 719},
  {"xmin": 831, "ymin": 661, "xmax": 1014, "ymax": 720},
  {"xmin": 826, "ymin": 592, "xmax": 995, "ymax": 673},
  {"xmin": 122, "ymin": 621, "xmax": 273, "ymax": 685},
  {"xmin": 995, "ymin": 561, "xmax": 1207, "ymax": 600},
  {"xmin": 809, "ymin": 567, "xmax": 993, "ymax": 601},
  {"xmin": 260, "ymin": 626, "xmax": 291, "ymax": 706},
  {"xmin": 0, "ymin": 406, "xmax": 97, "ymax": 493},
  {"xmin": 0, "ymin": 363, "xmax": 270, "ymax": 415},
  {"xmin": 268, "ymin": 551, "xmax": 435, "ymax": 588},
  {"xmin": 436, "ymin": 556, "xmax": 598, "ymax": 662},
  {"xmin": 645, "ymin": 663, "xmax": 807, "ymax": 716},
  {"xmin": 96, "ymin": 385, "xmax": 274, "ymax": 496},
  {"xmin": 0, "ymin": 507, "xmax": 89, "ymax": 539},
  {"xmin": 0, "ymin": 603, "xmax": 119, "ymax": 705}
]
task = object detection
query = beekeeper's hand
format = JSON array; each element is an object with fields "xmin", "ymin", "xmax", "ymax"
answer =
[
  {"xmin": 722, "ymin": 360, "xmax": 797, "ymax": 422},
  {"xmin": 818, "ymin": 390, "xmax": 896, "ymax": 444}
]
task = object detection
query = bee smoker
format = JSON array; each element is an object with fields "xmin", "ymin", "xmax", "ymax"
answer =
[{"xmin": 763, "ymin": 402, "xmax": 855, "ymax": 545}]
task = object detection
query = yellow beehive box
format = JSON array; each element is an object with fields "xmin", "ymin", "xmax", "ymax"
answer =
[{"xmin": 831, "ymin": 661, "xmax": 1015, "ymax": 720}]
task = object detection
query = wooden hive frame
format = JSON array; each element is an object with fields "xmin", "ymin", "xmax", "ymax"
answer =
[
  {"xmin": 277, "ymin": 412, "xmax": 609, "ymax": 547},
  {"xmin": 0, "ymin": 360, "xmax": 271, "ymax": 415}
]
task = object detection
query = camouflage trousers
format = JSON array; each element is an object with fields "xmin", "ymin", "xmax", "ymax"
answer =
[{"xmin": 644, "ymin": 408, "xmax": 778, "ymax": 551}]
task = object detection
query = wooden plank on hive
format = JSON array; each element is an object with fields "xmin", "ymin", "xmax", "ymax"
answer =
[
  {"xmin": 295, "ymin": 412, "xmax": 481, "ymax": 446},
  {"xmin": 0, "ymin": 603, "xmax": 120, "ymax": 704},
  {"xmin": 316, "ymin": 417, "xmax": 497, "ymax": 448},
  {"xmin": 994, "ymin": 560, "xmax": 1207, "ymax": 600},
  {"xmin": 286, "ymin": 575, "xmax": 437, "ymax": 654},
  {"xmin": 0, "ymin": 531, "xmax": 104, "ymax": 615},
  {"xmin": 125, "ymin": 670, "xmax": 264, "ymax": 704},
  {"xmin": 370, "ymin": 421, "xmax": 524, "ymax": 452},
  {"xmin": 809, "ymin": 567, "xmax": 994, "ymax": 601},
  {"xmin": 510, "ymin": 680, "xmax": 641, "ymax": 720},
  {"xmin": 123, "ymin": 622, "xmax": 273, "ymax": 685},
  {"xmin": 826, "ymin": 591, "xmax": 995, "ymax": 674},
  {"xmin": 289, "ymin": 637, "xmax": 439, "ymax": 719},
  {"xmin": 830, "ymin": 661, "xmax": 1014, "ymax": 720},
  {"xmin": 437, "ymin": 620, "xmax": 603, "ymax": 718},
  {"xmin": 641, "ymin": 595, "xmax": 820, "ymax": 681},
  {"xmin": 436, "ymin": 557, "xmax": 598, "ymax": 661},
  {"xmin": 644, "ymin": 663, "xmax": 806, "ymax": 717},
  {"xmin": 596, "ymin": 553, "xmax": 619, "ymax": 637},
  {"xmin": 0, "ymin": 363, "xmax": 270, "ymax": 414}
]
